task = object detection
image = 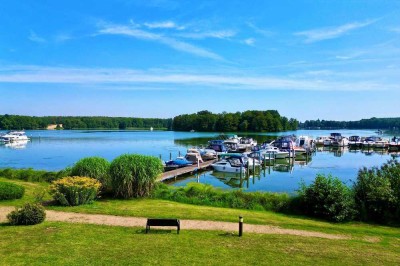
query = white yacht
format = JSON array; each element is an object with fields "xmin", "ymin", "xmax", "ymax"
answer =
[
  {"xmin": 315, "ymin": 136, "xmax": 330, "ymax": 145},
  {"xmin": 0, "ymin": 131, "xmax": 30, "ymax": 143},
  {"xmin": 211, "ymin": 155, "xmax": 246, "ymax": 173}
]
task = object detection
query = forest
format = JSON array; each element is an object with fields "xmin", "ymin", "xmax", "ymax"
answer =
[
  {"xmin": 0, "ymin": 115, "xmax": 172, "ymax": 130},
  {"xmin": 0, "ymin": 111, "xmax": 298, "ymax": 132},
  {"xmin": 300, "ymin": 117, "xmax": 400, "ymax": 130},
  {"xmin": 172, "ymin": 110, "xmax": 298, "ymax": 132}
]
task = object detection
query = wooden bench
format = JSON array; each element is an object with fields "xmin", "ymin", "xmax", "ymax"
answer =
[{"xmin": 146, "ymin": 218, "xmax": 180, "ymax": 234}]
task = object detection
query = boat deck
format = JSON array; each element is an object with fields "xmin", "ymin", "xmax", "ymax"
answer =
[{"xmin": 158, "ymin": 159, "xmax": 216, "ymax": 182}]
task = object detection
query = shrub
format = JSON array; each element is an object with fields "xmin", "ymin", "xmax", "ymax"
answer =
[
  {"xmin": 7, "ymin": 203, "xmax": 46, "ymax": 225},
  {"xmin": 0, "ymin": 181, "xmax": 25, "ymax": 200},
  {"xmin": 0, "ymin": 168, "xmax": 70, "ymax": 183},
  {"xmin": 110, "ymin": 154, "xmax": 164, "ymax": 198},
  {"xmin": 298, "ymin": 174, "xmax": 355, "ymax": 222},
  {"xmin": 353, "ymin": 160, "xmax": 400, "ymax": 224},
  {"xmin": 71, "ymin": 157, "xmax": 110, "ymax": 189},
  {"xmin": 49, "ymin": 176, "xmax": 101, "ymax": 206},
  {"xmin": 153, "ymin": 182, "xmax": 291, "ymax": 212}
]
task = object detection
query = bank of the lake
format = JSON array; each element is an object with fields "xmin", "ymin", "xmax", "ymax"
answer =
[{"xmin": 0, "ymin": 129, "xmax": 396, "ymax": 193}]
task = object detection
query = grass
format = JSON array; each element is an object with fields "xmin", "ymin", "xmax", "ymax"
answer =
[
  {"xmin": 1, "ymin": 178, "xmax": 399, "ymax": 240},
  {"xmin": 0, "ymin": 222, "xmax": 399, "ymax": 265}
]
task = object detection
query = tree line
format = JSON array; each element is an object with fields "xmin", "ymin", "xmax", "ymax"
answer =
[
  {"xmin": 172, "ymin": 110, "xmax": 298, "ymax": 132},
  {"xmin": 300, "ymin": 117, "xmax": 400, "ymax": 130},
  {"xmin": 0, "ymin": 115, "xmax": 172, "ymax": 130}
]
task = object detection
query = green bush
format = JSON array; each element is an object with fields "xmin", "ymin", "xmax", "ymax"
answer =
[
  {"xmin": 0, "ymin": 167, "xmax": 70, "ymax": 183},
  {"xmin": 49, "ymin": 176, "xmax": 101, "ymax": 206},
  {"xmin": 153, "ymin": 182, "xmax": 291, "ymax": 212},
  {"xmin": 110, "ymin": 154, "xmax": 164, "ymax": 198},
  {"xmin": 71, "ymin": 157, "xmax": 110, "ymax": 189},
  {"xmin": 7, "ymin": 203, "xmax": 46, "ymax": 225},
  {"xmin": 298, "ymin": 174, "xmax": 355, "ymax": 222},
  {"xmin": 353, "ymin": 160, "xmax": 400, "ymax": 224},
  {"xmin": 0, "ymin": 181, "xmax": 25, "ymax": 200}
]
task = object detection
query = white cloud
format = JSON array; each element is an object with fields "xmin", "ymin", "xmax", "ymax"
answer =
[
  {"xmin": 295, "ymin": 20, "xmax": 376, "ymax": 43},
  {"xmin": 98, "ymin": 23, "xmax": 223, "ymax": 60},
  {"xmin": 246, "ymin": 22, "xmax": 273, "ymax": 37},
  {"xmin": 0, "ymin": 65, "xmax": 397, "ymax": 92},
  {"xmin": 176, "ymin": 30, "xmax": 235, "ymax": 39},
  {"xmin": 55, "ymin": 33, "xmax": 72, "ymax": 43},
  {"xmin": 28, "ymin": 31, "xmax": 46, "ymax": 43},
  {"xmin": 144, "ymin": 20, "xmax": 185, "ymax": 30},
  {"xmin": 243, "ymin": 38, "xmax": 255, "ymax": 46}
]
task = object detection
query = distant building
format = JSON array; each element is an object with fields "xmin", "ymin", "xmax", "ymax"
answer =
[{"xmin": 47, "ymin": 124, "xmax": 63, "ymax": 130}]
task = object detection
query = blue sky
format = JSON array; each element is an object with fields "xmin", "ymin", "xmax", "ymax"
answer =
[{"xmin": 0, "ymin": 0, "xmax": 400, "ymax": 121}]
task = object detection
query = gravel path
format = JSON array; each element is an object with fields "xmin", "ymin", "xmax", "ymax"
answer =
[{"xmin": 0, "ymin": 206, "xmax": 348, "ymax": 240}]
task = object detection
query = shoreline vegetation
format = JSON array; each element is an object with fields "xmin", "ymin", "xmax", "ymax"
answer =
[
  {"xmin": 1, "ymin": 113, "xmax": 399, "ymax": 132},
  {"xmin": 1, "ymin": 157, "xmax": 399, "ymax": 226}
]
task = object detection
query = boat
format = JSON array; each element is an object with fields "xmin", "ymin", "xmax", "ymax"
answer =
[
  {"xmin": 315, "ymin": 136, "xmax": 330, "ymax": 146},
  {"xmin": 211, "ymin": 154, "xmax": 246, "ymax": 173},
  {"xmin": 362, "ymin": 136, "xmax": 381, "ymax": 148},
  {"xmin": 207, "ymin": 140, "xmax": 228, "ymax": 154},
  {"xmin": 263, "ymin": 146, "xmax": 291, "ymax": 159},
  {"xmin": 271, "ymin": 136, "xmax": 295, "ymax": 157},
  {"xmin": 374, "ymin": 138, "xmax": 389, "ymax": 149},
  {"xmin": 184, "ymin": 151, "xmax": 204, "ymax": 164},
  {"xmin": 238, "ymin": 137, "xmax": 257, "ymax": 151},
  {"xmin": 295, "ymin": 136, "xmax": 315, "ymax": 155},
  {"xmin": 198, "ymin": 148, "xmax": 217, "ymax": 160},
  {"xmin": 331, "ymin": 136, "xmax": 349, "ymax": 147},
  {"xmin": 165, "ymin": 157, "xmax": 193, "ymax": 168},
  {"xmin": 0, "ymin": 131, "xmax": 30, "ymax": 143},
  {"xmin": 389, "ymin": 137, "xmax": 400, "ymax": 151},
  {"xmin": 348, "ymin": 136, "xmax": 362, "ymax": 148}
]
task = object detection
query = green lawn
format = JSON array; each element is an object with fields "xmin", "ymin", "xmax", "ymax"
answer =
[
  {"xmin": 1, "ymin": 177, "xmax": 399, "ymax": 240},
  {"xmin": 0, "ymin": 222, "xmax": 399, "ymax": 265}
]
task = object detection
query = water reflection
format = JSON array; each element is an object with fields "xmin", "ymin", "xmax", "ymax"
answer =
[
  {"xmin": 2, "ymin": 140, "xmax": 29, "ymax": 149},
  {"xmin": 170, "ymin": 146, "xmax": 396, "ymax": 192}
]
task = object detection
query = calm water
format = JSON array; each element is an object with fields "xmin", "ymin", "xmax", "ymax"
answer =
[{"xmin": 0, "ymin": 129, "xmax": 397, "ymax": 193}]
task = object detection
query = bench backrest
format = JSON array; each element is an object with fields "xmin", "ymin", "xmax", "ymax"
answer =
[{"xmin": 147, "ymin": 219, "xmax": 180, "ymax": 226}]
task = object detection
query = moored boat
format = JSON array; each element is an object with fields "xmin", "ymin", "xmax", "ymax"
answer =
[{"xmin": 0, "ymin": 131, "xmax": 30, "ymax": 143}]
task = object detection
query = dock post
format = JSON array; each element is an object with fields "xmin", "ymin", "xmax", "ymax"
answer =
[
  {"xmin": 179, "ymin": 151, "xmax": 181, "ymax": 157},
  {"xmin": 246, "ymin": 160, "xmax": 250, "ymax": 178},
  {"xmin": 240, "ymin": 165, "xmax": 243, "ymax": 180},
  {"xmin": 159, "ymin": 154, "xmax": 162, "ymax": 161},
  {"xmin": 170, "ymin": 152, "xmax": 172, "ymax": 160},
  {"xmin": 252, "ymin": 159, "xmax": 255, "ymax": 174},
  {"xmin": 263, "ymin": 154, "xmax": 266, "ymax": 168},
  {"xmin": 197, "ymin": 158, "xmax": 200, "ymax": 169}
]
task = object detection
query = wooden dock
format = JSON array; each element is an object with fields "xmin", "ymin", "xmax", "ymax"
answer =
[{"xmin": 158, "ymin": 160, "xmax": 216, "ymax": 182}]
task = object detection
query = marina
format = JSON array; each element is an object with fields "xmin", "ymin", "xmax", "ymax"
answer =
[{"xmin": 0, "ymin": 129, "xmax": 397, "ymax": 193}]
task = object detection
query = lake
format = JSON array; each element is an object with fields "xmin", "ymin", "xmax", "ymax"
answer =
[{"xmin": 0, "ymin": 129, "xmax": 397, "ymax": 193}]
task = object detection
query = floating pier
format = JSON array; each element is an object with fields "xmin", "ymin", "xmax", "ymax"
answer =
[{"xmin": 158, "ymin": 160, "xmax": 216, "ymax": 182}]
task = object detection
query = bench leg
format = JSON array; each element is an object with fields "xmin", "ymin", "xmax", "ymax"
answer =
[
  {"xmin": 177, "ymin": 225, "xmax": 180, "ymax": 234},
  {"xmin": 146, "ymin": 225, "xmax": 149, "ymax": 234}
]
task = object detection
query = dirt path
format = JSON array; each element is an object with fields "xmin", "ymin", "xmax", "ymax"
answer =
[{"xmin": 0, "ymin": 206, "xmax": 348, "ymax": 240}]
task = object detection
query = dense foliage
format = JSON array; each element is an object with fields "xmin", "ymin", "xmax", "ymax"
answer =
[
  {"xmin": 49, "ymin": 176, "xmax": 101, "ymax": 206},
  {"xmin": 71, "ymin": 157, "xmax": 110, "ymax": 190},
  {"xmin": 300, "ymin": 117, "xmax": 400, "ymax": 130},
  {"xmin": 7, "ymin": 203, "xmax": 46, "ymax": 225},
  {"xmin": 110, "ymin": 154, "xmax": 164, "ymax": 198},
  {"xmin": 0, "ymin": 168, "xmax": 70, "ymax": 183},
  {"xmin": 0, "ymin": 114, "xmax": 172, "ymax": 130},
  {"xmin": 154, "ymin": 183, "xmax": 291, "ymax": 212},
  {"xmin": 0, "ymin": 181, "xmax": 25, "ymax": 200},
  {"xmin": 297, "ymin": 175, "xmax": 355, "ymax": 222},
  {"xmin": 353, "ymin": 160, "xmax": 400, "ymax": 224},
  {"xmin": 172, "ymin": 110, "xmax": 298, "ymax": 132}
]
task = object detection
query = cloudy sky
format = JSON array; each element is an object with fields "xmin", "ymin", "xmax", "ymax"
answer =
[{"xmin": 1, "ymin": 0, "xmax": 400, "ymax": 121}]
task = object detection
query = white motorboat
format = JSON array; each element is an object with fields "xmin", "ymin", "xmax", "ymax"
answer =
[
  {"xmin": 263, "ymin": 146, "xmax": 291, "ymax": 159},
  {"xmin": 348, "ymin": 136, "xmax": 362, "ymax": 147},
  {"xmin": 374, "ymin": 139, "xmax": 389, "ymax": 149},
  {"xmin": 331, "ymin": 136, "xmax": 349, "ymax": 147},
  {"xmin": 211, "ymin": 156, "xmax": 246, "ymax": 173},
  {"xmin": 0, "ymin": 131, "xmax": 30, "ymax": 143},
  {"xmin": 315, "ymin": 136, "xmax": 330, "ymax": 145}
]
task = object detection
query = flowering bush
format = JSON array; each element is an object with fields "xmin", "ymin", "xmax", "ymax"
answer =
[{"xmin": 49, "ymin": 176, "xmax": 101, "ymax": 206}]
